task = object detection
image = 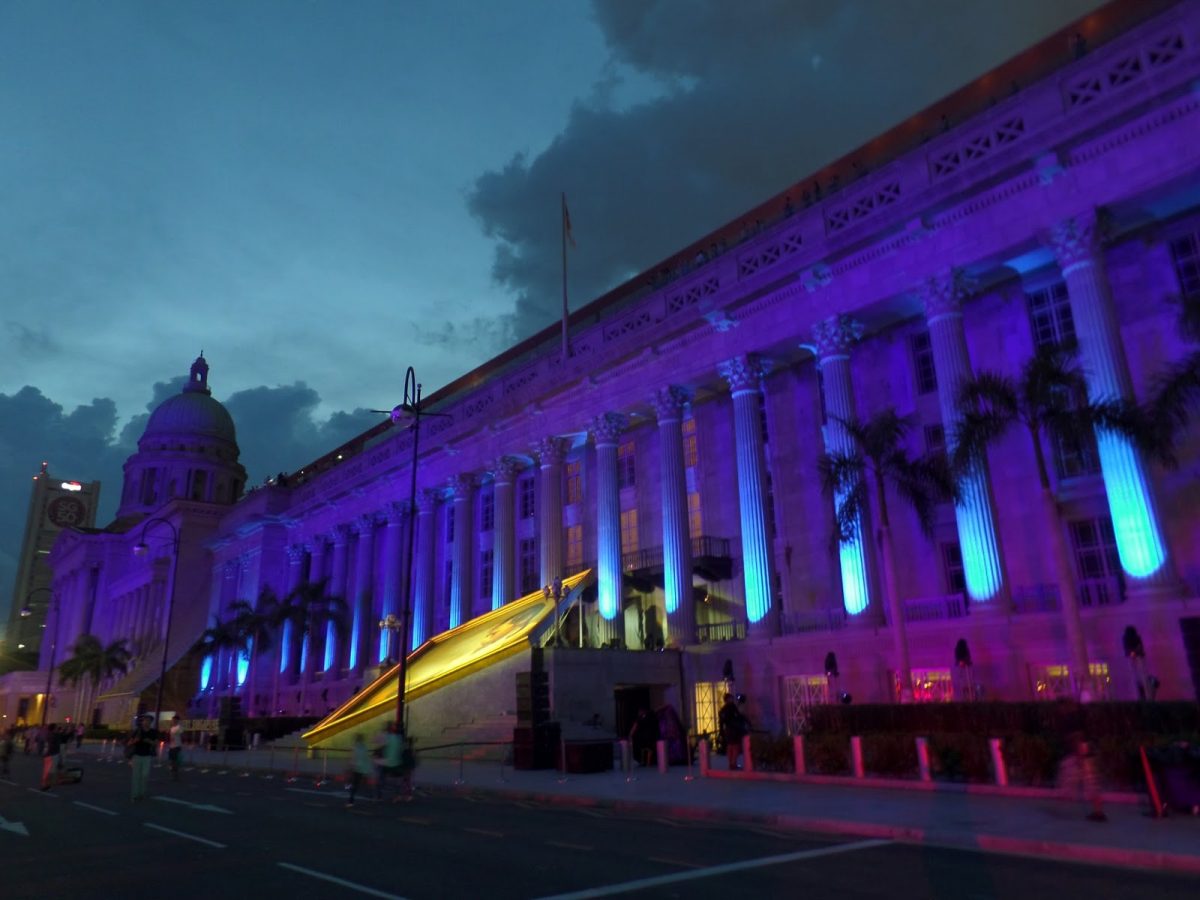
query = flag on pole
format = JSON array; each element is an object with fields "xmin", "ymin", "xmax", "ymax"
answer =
[{"xmin": 562, "ymin": 193, "xmax": 576, "ymax": 248}]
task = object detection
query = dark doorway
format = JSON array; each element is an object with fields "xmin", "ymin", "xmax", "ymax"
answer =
[
  {"xmin": 1180, "ymin": 617, "xmax": 1200, "ymax": 700},
  {"xmin": 613, "ymin": 685, "xmax": 651, "ymax": 741}
]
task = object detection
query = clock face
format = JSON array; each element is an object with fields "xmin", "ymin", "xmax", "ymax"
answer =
[{"xmin": 47, "ymin": 496, "xmax": 87, "ymax": 528}]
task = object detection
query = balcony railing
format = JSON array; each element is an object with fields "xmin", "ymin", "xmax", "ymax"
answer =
[
  {"xmin": 901, "ymin": 593, "xmax": 967, "ymax": 623},
  {"xmin": 695, "ymin": 621, "xmax": 746, "ymax": 644},
  {"xmin": 1078, "ymin": 576, "xmax": 1125, "ymax": 607},
  {"xmin": 622, "ymin": 535, "xmax": 733, "ymax": 572},
  {"xmin": 780, "ymin": 608, "xmax": 847, "ymax": 634}
]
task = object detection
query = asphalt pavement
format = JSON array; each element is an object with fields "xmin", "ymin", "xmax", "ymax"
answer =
[{"xmin": 1, "ymin": 749, "xmax": 1198, "ymax": 899}]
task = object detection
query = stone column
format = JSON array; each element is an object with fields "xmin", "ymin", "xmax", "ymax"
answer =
[
  {"xmin": 302, "ymin": 539, "xmax": 327, "ymax": 682},
  {"xmin": 351, "ymin": 515, "xmax": 377, "ymax": 673},
  {"xmin": 411, "ymin": 489, "xmax": 438, "ymax": 648},
  {"xmin": 491, "ymin": 457, "xmax": 519, "ymax": 609},
  {"xmin": 590, "ymin": 413, "xmax": 627, "ymax": 646},
  {"xmin": 380, "ymin": 502, "xmax": 407, "ymax": 662},
  {"xmin": 652, "ymin": 385, "xmax": 696, "ymax": 647},
  {"xmin": 921, "ymin": 270, "xmax": 1008, "ymax": 608},
  {"xmin": 448, "ymin": 474, "xmax": 476, "ymax": 629},
  {"xmin": 535, "ymin": 437, "xmax": 569, "ymax": 587},
  {"xmin": 1048, "ymin": 211, "xmax": 1175, "ymax": 594},
  {"xmin": 282, "ymin": 544, "xmax": 306, "ymax": 682},
  {"xmin": 218, "ymin": 562, "xmax": 238, "ymax": 691},
  {"xmin": 326, "ymin": 525, "xmax": 351, "ymax": 673},
  {"xmin": 718, "ymin": 355, "xmax": 778, "ymax": 637},
  {"xmin": 812, "ymin": 315, "xmax": 877, "ymax": 621}
]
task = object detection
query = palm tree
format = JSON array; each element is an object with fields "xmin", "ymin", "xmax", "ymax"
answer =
[
  {"xmin": 57, "ymin": 635, "xmax": 132, "ymax": 725},
  {"xmin": 227, "ymin": 588, "xmax": 287, "ymax": 717},
  {"xmin": 270, "ymin": 579, "xmax": 347, "ymax": 716},
  {"xmin": 819, "ymin": 408, "xmax": 956, "ymax": 701},
  {"xmin": 199, "ymin": 614, "xmax": 246, "ymax": 718},
  {"xmin": 953, "ymin": 344, "xmax": 1127, "ymax": 695}
]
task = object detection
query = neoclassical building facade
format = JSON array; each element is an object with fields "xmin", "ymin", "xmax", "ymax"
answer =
[{"xmin": 19, "ymin": 0, "xmax": 1200, "ymax": 733}]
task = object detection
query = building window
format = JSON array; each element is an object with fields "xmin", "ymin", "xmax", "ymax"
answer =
[
  {"xmin": 910, "ymin": 331, "xmax": 937, "ymax": 394},
  {"xmin": 617, "ymin": 441, "xmax": 636, "ymax": 490},
  {"xmin": 519, "ymin": 538, "xmax": 538, "ymax": 593},
  {"xmin": 1052, "ymin": 391, "xmax": 1101, "ymax": 478},
  {"xmin": 687, "ymin": 492, "xmax": 703, "ymax": 539},
  {"xmin": 189, "ymin": 470, "xmax": 207, "ymax": 501},
  {"xmin": 759, "ymin": 393, "xmax": 770, "ymax": 445},
  {"xmin": 480, "ymin": 490, "xmax": 494, "ymax": 532},
  {"xmin": 1169, "ymin": 231, "xmax": 1200, "ymax": 297},
  {"xmin": 924, "ymin": 423, "xmax": 946, "ymax": 457},
  {"xmin": 480, "ymin": 549, "xmax": 494, "ymax": 602},
  {"xmin": 519, "ymin": 477, "xmax": 535, "ymax": 519},
  {"xmin": 1069, "ymin": 516, "xmax": 1123, "ymax": 606},
  {"xmin": 140, "ymin": 468, "xmax": 158, "ymax": 506},
  {"xmin": 565, "ymin": 525, "xmax": 583, "ymax": 570},
  {"xmin": 446, "ymin": 506, "xmax": 455, "ymax": 544},
  {"xmin": 620, "ymin": 509, "xmax": 639, "ymax": 551},
  {"xmin": 764, "ymin": 469, "xmax": 777, "ymax": 540},
  {"xmin": 565, "ymin": 461, "xmax": 582, "ymax": 505},
  {"xmin": 682, "ymin": 418, "xmax": 699, "ymax": 469},
  {"xmin": 1027, "ymin": 281, "xmax": 1076, "ymax": 349},
  {"xmin": 941, "ymin": 542, "xmax": 966, "ymax": 595},
  {"xmin": 816, "ymin": 367, "xmax": 828, "ymax": 425}
]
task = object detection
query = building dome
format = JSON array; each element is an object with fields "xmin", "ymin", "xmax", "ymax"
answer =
[{"xmin": 116, "ymin": 355, "xmax": 247, "ymax": 519}]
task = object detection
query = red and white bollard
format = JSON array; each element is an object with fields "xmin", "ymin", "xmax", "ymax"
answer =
[
  {"xmin": 851, "ymin": 736, "xmax": 864, "ymax": 779},
  {"xmin": 793, "ymin": 735, "xmax": 806, "ymax": 775}
]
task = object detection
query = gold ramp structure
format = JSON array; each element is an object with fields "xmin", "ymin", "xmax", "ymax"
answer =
[{"xmin": 302, "ymin": 570, "xmax": 592, "ymax": 747}]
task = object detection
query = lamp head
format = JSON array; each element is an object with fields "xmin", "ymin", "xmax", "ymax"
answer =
[
  {"xmin": 133, "ymin": 542, "xmax": 149, "ymax": 557},
  {"xmin": 19, "ymin": 606, "xmax": 32, "ymax": 618}
]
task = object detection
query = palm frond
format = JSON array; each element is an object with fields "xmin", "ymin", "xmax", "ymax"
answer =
[
  {"xmin": 953, "ymin": 370, "xmax": 1018, "ymax": 471},
  {"xmin": 888, "ymin": 452, "xmax": 956, "ymax": 539}
]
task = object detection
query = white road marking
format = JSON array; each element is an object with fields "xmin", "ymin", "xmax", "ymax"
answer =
[
  {"xmin": 73, "ymin": 801, "xmax": 118, "ymax": 816},
  {"xmin": 0, "ymin": 814, "xmax": 29, "ymax": 837},
  {"xmin": 535, "ymin": 839, "xmax": 892, "ymax": 899},
  {"xmin": 278, "ymin": 862, "xmax": 409, "ymax": 899},
  {"xmin": 26, "ymin": 788, "xmax": 59, "ymax": 798},
  {"xmin": 144, "ymin": 822, "xmax": 227, "ymax": 848},
  {"xmin": 286, "ymin": 787, "xmax": 379, "ymax": 802},
  {"xmin": 0, "ymin": 778, "xmax": 18, "ymax": 786},
  {"xmin": 152, "ymin": 796, "xmax": 232, "ymax": 814}
]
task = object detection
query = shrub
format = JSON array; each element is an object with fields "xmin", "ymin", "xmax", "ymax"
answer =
[
  {"xmin": 929, "ymin": 733, "xmax": 991, "ymax": 782},
  {"xmin": 1004, "ymin": 734, "xmax": 1062, "ymax": 786},
  {"xmin": 806, "ymin": 733, "xmax": 850, "ymax": 775},
  {"xmin": 750, "ymin": 733, "xmax": 795, "ymax": 773},
  {"xmin": 862, "ymin": 733, "xmax": 918, "ymax": 778}
]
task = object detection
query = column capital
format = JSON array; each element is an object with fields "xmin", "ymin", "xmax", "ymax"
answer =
[
  {"xmin": 919, "ymin": 269, "xmax": 975, "ymax": 322},
  {"xmin": 417, "ymin": 488, "xmax": 440, "ymax": 514},
  {"xmin": 286, "ymin": 544, "xmax": 307, "ymax": 565},
  {"xmin": 489, "ymin": 456, "xmax": 522, "ymax": 484},
  {"xmin": 718, "ymin": 354, "xmax": 764, "ymax": 394},
  {"xmin": 222, "ymin": 561, "xmax": 238, "ymax": 579},
  {"xmin": 328, "ymin": 523, "xmax": 353, "ymax": 546},
  {"xmin": 532, "ymin": 436, "xmax": 569, "ymax": 467},
  {"xmin": 448, "ymin": 472, "xmax": 477, "ymax": 500},
  {"xmin": 1044, "ymin": 208, "xmax": 1104, "ymax": 271},
  {"xmin": 651, "ymin": 385, "xmax": 693, "ymax": 423},
  {"xmin": 589, "ymin": 412, "xmax": 627, "ymax": 446},
  {"xmin": 352, "ymin": 514, "xmax": 378, "ymax": 535},
  {"xmin": 811, "ymin": 315, "xmax": 863, "ymax": 361},
  {"xmin": 303, "ymin": 536, "xmax": 326, "ymax": 556},
  {"xmin": 383, "ymin": 500, "xmax": 410, "ymax": 525}
]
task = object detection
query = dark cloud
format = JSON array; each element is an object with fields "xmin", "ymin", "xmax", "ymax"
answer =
[
  {"xmin": 4, "ymin": 322, "xmax": 60, "ymax": 356},
  {"xmin": 0, "ymin": 380, "xmax": 375, "ymax": 625},
  {"xmin": 468, "ymin": 0, "xmax": 1103, "ymax": 341}
]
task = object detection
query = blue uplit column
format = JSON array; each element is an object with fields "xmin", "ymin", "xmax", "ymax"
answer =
[
  {"xmin": 448, "ymin": 474, "xmax": 475, "ymax": 629},
  {"xmin": 535, "ymin": 437, "xmax": 568, "ymax": 589},
  {"xmin": 718, "ymin": 355, "xmax": 778, "ymax": 636},
  {"xmin": 350, "ymin": 515, "xmax": 377, "ymax": 673},
  {"xmin": 590, "ymin": 412, "xmax": 627, "ymax": 646},
  {"xmin": 652, "ymin": 385, "xmax": 696, "ymax": 647},
  {"xmin": 302, "ymin": 539, "xmax": 327, "ymax": 683},
  {"xmin": 1048, "ymin": 211, "xmax": 1175, "ymax": 593},
  {"xmin": 379, "ymin": 501, "xmax": 406, "ymax": 662},
  {"xmin": 921, "ymin": 270, "xmax": 1008, "ymax": 607},
  {"xmin": 411, "ymin": 489, "xmax": 438, "ymax": 647},
  {"xmin": 491, "ymin": 457, "xmax": 519, "ymax": 609},
  {"xmin": 218, "ymin": 562, "xmax": 238, "ymax": 692},
  {"xmin": 282, "ymin": 544, "xmax": 305, "ymax": 681},
  {"xmin": 812, "ymin": 316, "xmax": 875, "ymax": 620},
  {"xmin": 325, "ymin": 525, "xmax": 351, "ymax": 673}
]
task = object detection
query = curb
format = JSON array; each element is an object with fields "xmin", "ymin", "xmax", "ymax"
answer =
[{"xmin": 433, "ymin": 780, "xmax": 1200, "ymax": 877}]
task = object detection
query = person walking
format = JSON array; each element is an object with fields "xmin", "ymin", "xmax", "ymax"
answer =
[
  {"xmin": 346, "ymin": 733, "xmax": 373, "ymax": 808},
  {"xmin": 128, "ymin": 715, "xmax": 158, "ymax": 802},
  {"xmin": 629, "ymin": 708, "xmax": 660, "ymax": 768},
  {"xmin": 167, "ymin": 716, "xmax": 184, "ymax": 781},
  {"xmin": 375, "ymin": 722, "xmax": 410, "ymax": 800},
  {"xmin": 718, "ymin": 694, "xmax": 750, "ymax": 771},
  {"xmin": 1, "ymin": 726, "xmax": 14, "ymax": 776},
  {"xmin": 75, "ymin": 723, "xmax": 84, "ymax": 750},
  {"xmin": 40, "ymin": 725, "xmax": 61, "ymax": 790}
]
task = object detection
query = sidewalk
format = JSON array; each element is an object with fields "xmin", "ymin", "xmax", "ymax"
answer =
[{"xmin": 79, "ymin": 741, "xmax": 1200, "ymax": 876}]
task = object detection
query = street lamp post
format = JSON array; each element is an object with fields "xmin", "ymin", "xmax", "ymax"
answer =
[
  {"xmin": 132, "ymin": 517, "xmax": 181, "ymax": 729},
  {"xmin": 378, "ymin": 613, "xmax": 402, "ymax": 667},
  {"xmin": 393, "ymin": 367, "xmax": 424, "ymax": 732},
  {"xmin": 19, "ymin": 587, "xmax": 56, "ymax": 726}
]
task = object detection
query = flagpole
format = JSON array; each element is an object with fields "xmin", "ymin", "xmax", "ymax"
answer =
[{"xmin": 561, "ymin": 192, "xmax": 569, "ymax": 362}]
